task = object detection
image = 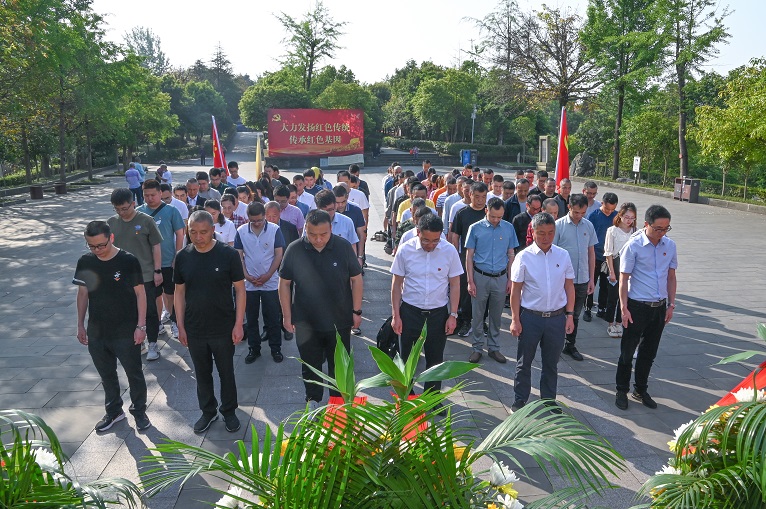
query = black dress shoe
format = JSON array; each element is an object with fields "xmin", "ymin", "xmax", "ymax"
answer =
[
  {"xmin": 562, "ymin": 344, "xmax": 584, "ymax": 361},
  {"xmin": 272, "ymin": 352, "xmax": 284, "ymax": 363},
  {"xmin": 615, "ymin": 391, "xmax": 628, "ymax": 410},
  {"xmin": 510, "ymin": 400, "xmax": 525, "ymax": 412},
  {"xmin": 631, "ymin": 391, "xmax": 658, "ymax": 409},
  {"xmin": 245, "ymin": 348, "xmax": 260, "ymax": 364},
  {"xmin": 583, "ymin": 309, "xmax": 592, "ymax": 322}
]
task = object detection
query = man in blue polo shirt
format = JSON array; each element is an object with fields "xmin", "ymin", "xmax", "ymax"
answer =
[
  {"xmin": 615, "ymin": 204, "xmax": 677, "ymax": 411},
  {"xmin": 234, "ymin": 201, "xmax": 286, "ymax": 365},
  {"xmin": 465, "ymin": 197, "xmax": 519, "ymax": 363},
  {"xmin": 553, "ymin": 193, "xmax": 598, "ymax": 362}
]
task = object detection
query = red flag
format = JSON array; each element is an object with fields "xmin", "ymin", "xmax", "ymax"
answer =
[
  {"xmin": 714, "ymin": 360, "xmax": 766, "ymax": 407},
  {"xmin": 555, "ymin": 107, "xmax": 569, "ymax": 185},
  {"xmin": 212, "ymin": 115, "xmax": 227, "ymax": 175}
]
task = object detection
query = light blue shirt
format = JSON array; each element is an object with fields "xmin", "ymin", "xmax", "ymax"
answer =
[
  {"xmin": 620, "ymin": 230, "xmax": 678, "ymax": 301},
  {"xmin": 136, "ymin": 203, "xmax": 184, "ymax": 267},
  {"xmin": 553, "ymin": 215, "xmax": 598, "ymax": 284},
  {"xmin": 301, "ymin": 212, "xmax": 358, "ymax": 245},
  {"xmin": 442, "ymin": 193, "xmax": 463, "ymax": 234},
  {"xmin": 465, "ymin": 218, "xmax": 519, "ymax": 273}
]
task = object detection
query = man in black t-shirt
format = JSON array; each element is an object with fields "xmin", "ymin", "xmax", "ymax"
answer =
[
  {"xmin": 74, "ymin": 221, "xmax": 150, "ymax": 433},
  {"xmin": 278, "ymin": 210, "xmax": 363, "ymax": 408},
  {"xmin": 450, "ymin": 182, "xmax": 489, "ymax": 337},
  {"xmin": 174, "ymin": 210, "xmax": 246, "ymax": 434}
]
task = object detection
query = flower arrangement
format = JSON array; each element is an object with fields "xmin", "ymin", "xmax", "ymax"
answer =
[
  {"xmin": 143, "ymin": 331, "xmax": 625, "ymax": 508},
  {"xmin": 638, "ymin": 324, "xmax": 766, "ymax": 508},
  {"xmin": 0, "ymin": 409, "xmax": 141, "ymax": 508}
]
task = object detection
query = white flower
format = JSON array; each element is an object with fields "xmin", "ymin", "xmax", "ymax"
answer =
[
  {"xmin": 490, "ymin": 461, "xmax": 519, "ymax": 486},
  {"xmin": 496, "ymin": 493, "xmax": 524, "ymax": 509},
  {"xmin": 668, "ymin": 419, "xmax": 703, "ymax": 451},
  {"xmin": 655, "ymin": 464, "xmax": 682, "ymax": 476},
  {"xmin": 215, "ymin": 486, "xmax": 243, "ymax": 509},
  {"xmin": 732, "ymin": 387, "xmax": 766, "ymax": 403},
  {"xmin": 32, "ymin": 448, "xmax": 60, "ymax": 472}
]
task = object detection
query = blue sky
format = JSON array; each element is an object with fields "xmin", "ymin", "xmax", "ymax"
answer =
[{"xmin": 93, "ymin": 0, "xmax": 757, "ymax": 84}]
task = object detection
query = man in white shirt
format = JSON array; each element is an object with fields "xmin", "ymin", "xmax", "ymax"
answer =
[
  {"xmin": 227, "ymin": 161, "xmax": 247, "ymax": 187},
  {"xmin": 161, "ymin": 183, "xmax": 189, "ymax": 222},
  {"xmin": 293, "ymin": 174, "xmax": 317, "ymax": 211},
  {"xmin": 336, "ymin": 171, "xmax": 369, "ymax": 221},
  {"xmin": 509, "ymin": 212, "xmax": 575, "ymax": 412},
  {"xmin": 390, "ymin": 214, "xmax": 463, "ymax": 405},
  {"xmin": 486, "ymin": 174, "xmax": 505, "ymax": 201}
]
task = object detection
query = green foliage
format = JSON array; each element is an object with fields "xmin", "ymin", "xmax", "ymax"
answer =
[
  {"xmin": 314, "ymin": 81, "xmax": 383, "ymax": 143},
  {"xmin": 182, "ymin": 80, "xmax": 228, "ymax": 141},
  {"xmin": 239, "ymin": 82, "xmax": 311, "ymax": 131},
  {"xmin": 123, "ymin": 26, "xmax": 169, "ymax": 75},
  {"xmin": 411, "ymin": 69, "xmax": 479, "ymax": 142},
  {"xmin": 0, "ymin": 409, "xmax": 141, "ymax": 508},
  {"xmin": 143, "ymin": 334, "xmax": 625, "ymax": 508}
]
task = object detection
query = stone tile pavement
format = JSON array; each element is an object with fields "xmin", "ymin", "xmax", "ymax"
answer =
[{"xmin": 2, "ymin": 140, "xmax": 765, "ymax": 507}]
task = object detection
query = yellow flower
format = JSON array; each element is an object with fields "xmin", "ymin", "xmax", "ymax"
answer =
[
  {"xmin": 499, "ymin": 483, "xmax": 519, "ymax": 498},
  {"xmin": 453, "ymin": 446, "xmax": 468, "ymax": 461},
  {"xmin": 487, "ymin": 504, "xmax": 498, "ymax": 509}
]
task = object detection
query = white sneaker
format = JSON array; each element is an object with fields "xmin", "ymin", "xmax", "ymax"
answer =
[
  {"xmin": 140, "ymin": 340, "xmax": 148, "ymax": 355},
  {"xmin": 147, "ymin": 342, "xmax": 160, "ymax": 361},
  {"xmin": 160, "ymin": 311, "xmax": 171, "ymax": 324},
  {"xmin": 170, "ymin": 322, "xmax": 179, "ymax": 338},
  {"xmin": 607, "ymin": 324, "xmax": 622, "ymax": 338}
]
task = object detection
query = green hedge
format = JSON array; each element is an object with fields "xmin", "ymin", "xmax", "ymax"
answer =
[
  {"xmin": 383, "ymin": 137, "xmax": 523, "ymax": 159},
  {"xmin": 0, "ymin": 172, "xmax": 30, "ymax": 187}
]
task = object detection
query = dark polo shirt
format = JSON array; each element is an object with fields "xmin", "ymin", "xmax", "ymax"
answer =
[{"xmin": 279, "ymin": 234, "xmax": 361, "ymax": 331}]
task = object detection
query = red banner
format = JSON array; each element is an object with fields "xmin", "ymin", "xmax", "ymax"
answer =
[
  {"xmin": 267, "ymin": 109, "xmax": 364, "ymax": 157},
  {"xmin": 212, "ymin": 115, "xmax": 227, "ymax": 174}
]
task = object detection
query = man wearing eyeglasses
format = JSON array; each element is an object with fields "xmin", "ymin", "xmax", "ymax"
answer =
[
  {"xmin": 615, "ymin": 205, "xmax": 677, "ymax": 411},
  {"xmin": 74, "ymin": 220, "xmax": 150, "ymax": 433},
  {"xmin": 391, "ymin": 214, "xmax": 463, "ymax": 413},
  {"xmin": 234, "ymin": 202, "xmax": 286, "ymax": 365},
  {"xmin": 107, "ymin": 188, "xmax": 164, "ymax": 360}
]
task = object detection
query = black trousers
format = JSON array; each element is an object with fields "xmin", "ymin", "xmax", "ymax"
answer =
[
  {"xmin": 187, "ymin": 335, "xmax": 238, "ymax": 417},
  {"xmin": 144, "ymin": 281, "xmax": 160, "ymax": 343},
  {"xmin": 88, "ymin": 335, "xmax": 147, "ymax": 418},
  {"xmin": 246, "ymin": 290, "xmax": 281, "ymax": 355},
  {"xmin": 458, "ymin": 262, "xmax": 471, "ymax": 323},
  {"xmin": 399, "ymin": 302, "xmax": 448, "ymax": 394},
  {"xmin": 586, "ymin": 264, "xmax": 609, "ymax": 311},
  {"xmin": 616, "ymin": 299, "xmax": 667, "ymax": 393},
  {"xmin": 295, "ymin": 324, "xmax": 351, "ymax": 402},
  {"xmin": 566, "ymin": 283, "xmax": 589, "ymax": 346},
  {"xmin": 604, "ymin": 256, "xmax": 622, "ymax": 323}
]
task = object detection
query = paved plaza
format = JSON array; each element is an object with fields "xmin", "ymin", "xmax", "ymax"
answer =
[{"xmin": 1, "ymin": 134, "xmax": 766, "ymax": 508}]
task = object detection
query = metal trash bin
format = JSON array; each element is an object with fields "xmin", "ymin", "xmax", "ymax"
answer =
[
  {"xmin": 54, "ymin": 182, "xmax": 67, "ymax": 194},
  {"xmin": 674, "ymin": 178, "xmax": 700, "ymax": 203},
  {"xmin": 30, "ymin": 185, "xmax": 44, "ymax": 200},
  {"xmin": 460, "ymin": 149, "xmax": 478, "ymax": 166}
]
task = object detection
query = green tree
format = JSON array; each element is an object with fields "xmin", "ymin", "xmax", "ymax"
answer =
[
  {"xmin": 182, "ymin": 81, "xmax": 227, "ymax": 145},
  {"xmin": 693, "ymin": 60, "xmax": 766, "ymax": 197},
  {"xmin": 239, "ymin": 82, "xmax": 311, "ymax": 131},
  {"xmin": 509, "ymin": 116, "xmax": 535, "ymax": 159},
  {"xmin": 657, "ymin": 0, "xmax": 730, "ymax": 177},
  {"xmin": 411, "ymin": 69, "xmax": 478, "ymax": 142},
  {"xmin": 582, "ymin": 0, "xmax": 665, "ymax": 179},
  {"xmin": 276, "ymin": 0, "xmax": 346, "ymax": 91},
  {"xmin": 309, "ymin": 65, "xmax": 356, "ymax": 98},
  {"xmin": 123, "ymin": 26, "xmax": 169, "ymax": 76},
  {"xmin": 314, "ymin": 81, "xmax": 382, "ymax": 143},
  {"xmin": 622, "ymin": 88, "xmax": 678, "ymax": 184}
]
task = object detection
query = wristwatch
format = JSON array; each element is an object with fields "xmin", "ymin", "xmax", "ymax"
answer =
[
  {"xmin": 136, "ymin": 325, "xmax": 147, "ymax": 331},
  {"xmin": 449, "ymin": 312, "xmax": 458, "ymax": 318},
  {"xmin": 154, "ymin": 269, "xmax": 162, "ymax": 274},
  {"xmin": 565, "ymin": 311, "xmax": 574, "ymax": 316},
  {"xmin": 668, "ymin": 302, "xmax": 676, "ymax": 308},
  {"xmin": 352, "ymin": 309, "xmax": 363, "ymax": 316}
]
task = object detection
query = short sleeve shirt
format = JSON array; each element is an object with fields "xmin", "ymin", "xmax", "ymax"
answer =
[
  {"xmin": 553, "ymin": 215, "xmax": 598, "ymax": 284},
  {"xmin": 451, "ymin": 206, "xmax": 486, "ymax": 254},
  {"xmin": 390, "ymin": 237, "xmax": 464, "ymax": 309},
  {"xmin": 511, "ymin": 243, "xmax": 575, "ymax": 312},
  {"xmin": 620, "ymin": 230, "xmax": 678, "ymax": 301},
  {"xmin": 107, "ymin": 212, "xmax": 163, "ymax": 283},
  {"xmin": 73, "ymin": 250, "xmax": 142, "ymax": 338},
  {"xmin": 174, "ymin": 241, "xmax": 245, "ymax": 338},
  {"xmin": 234, "ymin": 222, "xmax": 286, "ymax": 292},
  {"xmin": 279, "ymin": 235, "xmax": 362, "ymax": 331},
  {"xmin": 137, "ymin": 203, "xmax": 184, "ymax": 267},
  {"xmin": 465, "ymin": 218, "xmax": 519, "ymax": 273}
]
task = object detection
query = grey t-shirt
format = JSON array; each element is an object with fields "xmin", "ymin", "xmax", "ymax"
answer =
[{"xmin": 107, "ymin": 211, "xmax": 163, "ymax": 283}]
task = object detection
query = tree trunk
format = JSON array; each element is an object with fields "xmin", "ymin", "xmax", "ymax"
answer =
[
  {"xmin": 86, "ymin": 119, "xmax": 93, "ymax": 180},
  {"xmin": 41, "ymin": 154, "xmax": 51, "ymax": 178},
  {"xmin": 122, "ymin": 146, "xmax": 128, "ymax": 172},
  {"xmin": 662, "ymin": 156, "xmax": 668, "ymax": 187},
  {"xmin": 721, "ymin": 169, "xmax": 726, "ymax": 197},
  {"xmin": 58, "ymin": 76, "xmax": 66, "ymax": 182},
  {"xmin": 743, "ymin": 170, "xmax": 749, "ymax": 199},
  {"xmin": 612, "ymin": 83, "xmax": 625, "ymax": 180},
  {"xmin": 22, "ymin": 125, "xmax": 32, "ymax": 184},
  {"xmin": 677, "ymin": 63, "xmax": 689, "ymax": 177}
]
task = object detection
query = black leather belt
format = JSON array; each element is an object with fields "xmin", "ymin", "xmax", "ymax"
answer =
[
  {"xmin": 473, "ymin": 265, "xmax": 507, "ymax": 278},
  {"xmin": 630, "ymin": 298, "xmax": 666, "ymax": 308},
  {"xmin": 523, "ymin": 307, "xmax": 566, "ymax": 318}
]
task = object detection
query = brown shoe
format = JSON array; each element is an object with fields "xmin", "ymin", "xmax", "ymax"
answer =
[
  {"xmin": 468, "ymin": 351, "xmax": 482, "ymax": 363},
  {"xmin": 488, "ymin": 350, "xmax": 507, "ymax": 363}
]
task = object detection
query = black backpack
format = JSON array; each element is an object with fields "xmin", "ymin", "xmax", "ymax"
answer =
[{"xmin": 376, "ymin": 316, "xmax": 399, "ymax": 359}]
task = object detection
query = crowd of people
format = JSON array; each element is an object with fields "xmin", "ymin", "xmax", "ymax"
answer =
[{"xmin": 73, "ymin": 158, "xmax": 677, "ymax": 434}]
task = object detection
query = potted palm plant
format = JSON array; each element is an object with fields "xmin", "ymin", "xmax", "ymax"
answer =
[
  {"xmin": 143, "ymin": 333, "xmax": 625, "ymax": 508},
  {"xmin": 0, "ymin": 409, "xmax": 142, "ymax": 508}
]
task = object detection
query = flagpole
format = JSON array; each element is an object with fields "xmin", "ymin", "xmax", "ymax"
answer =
[{"xmin": 255, "ymin": 134, "xmax": 262, "ymax": 181}]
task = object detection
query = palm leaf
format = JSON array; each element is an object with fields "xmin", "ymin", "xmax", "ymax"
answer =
[{"xmin": 474, "ymin": 400, "xmax": 625, "ymax": 495}]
